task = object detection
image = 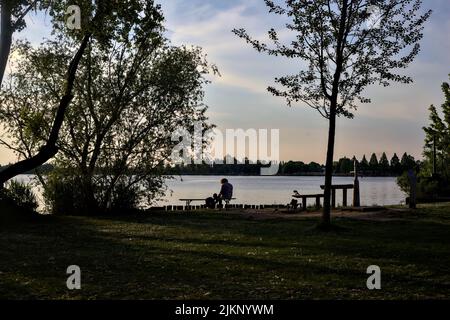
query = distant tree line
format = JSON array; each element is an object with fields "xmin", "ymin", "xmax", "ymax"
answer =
[
  {"xmin": 335, "ymin": 152, "xmax": 418, "ymax": 176},
  {"xmin": 156, "ymin": 152, "xmax": 418, "ymax": 176},
  {"xmin": 0, "ymin": 151, "xmax": 418, "ymax": 178},
  {"xmin": 1, "ymin": 152, "xmax": 418, "ymax": 177}
]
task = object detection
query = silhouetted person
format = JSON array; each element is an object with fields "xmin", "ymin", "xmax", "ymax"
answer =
[{"xmin": 215, "ymin": 178, "xmax": 233, "ymax": 208}]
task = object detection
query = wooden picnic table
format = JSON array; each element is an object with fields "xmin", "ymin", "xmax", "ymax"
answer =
[
  {"xmin": 320, "ymin": 184, "xmax": 354, "ymax": 207},
  {"xmin": 291, "ymin": 184, "xmax": 355, "ymax": 210},
  {"xmin": 292, "ymin": 194, "xmax": 324, "ymax": 210}
]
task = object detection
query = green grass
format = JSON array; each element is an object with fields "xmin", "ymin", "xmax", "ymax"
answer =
[{"xmin": 1, "ymin": 203, "xmax": 450, "ymax": 300}]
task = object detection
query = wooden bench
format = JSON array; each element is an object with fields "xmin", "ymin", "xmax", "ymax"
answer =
[{"xmin": 179, "ymin": 198, "xmax": 236, "ymax": 209}]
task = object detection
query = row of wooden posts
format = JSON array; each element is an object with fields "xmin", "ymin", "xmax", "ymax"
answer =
[{"xmin": 148, "ymin": 204, "xmax": 295, "ymax": 212}]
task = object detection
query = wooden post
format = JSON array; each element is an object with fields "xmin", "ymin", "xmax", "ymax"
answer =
[
  {"xmin": 408, "ymin": 169, "xmax": 417, "ymax": 209},
  {"xmin": 302, "ymin": 197, "xmax": 307, "ymax": 211},
  {"xmin": 343, "ymin": 188, "xmax": 347, "ymax": 207},
  {"xmin": 353, "ymin": 159, "xmax": 361, "ymax": 207},
  {"xmin": 332, "ymin": 189, "xmax": 336, "ymax": 208},
  {"xmin": 316, "ymin": 196, "xmax": 321, "ymax": 209}
]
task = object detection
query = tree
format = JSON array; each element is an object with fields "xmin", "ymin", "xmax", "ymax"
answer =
[
  {"xmin": 336, "ymin": 157, "xmax": 353, "ymax": 174},
  {"xmin": 379, "ymin": 152, "xmax": 390, "ymax": 175},
  {"xmin": 360, "ymin": 155, "xmax": 369, "ymax": 174},
  {"xmin": 0, "ymin": 0, "xmax": 39, "ymax": 86},
  {"xmin": 0, "ymin": 0, "xmax": 92, "ymax": 189},
  {"xmin": 233, "ymin": 0, "xmax": 431, "ymax": 227},
  {"xmin": 0, "ymin": 8, "xmax": 216, "ymax": 213},
  {"xmin": 390, "ymin": 153, "xmax": 401, "ymax": 175},
  {"xmin": 0, "ymin": 0, "xmax": 161, "ymax": 190},
  {"xmin": 423, "ymin": 75, "xmax": 450, "ymax": 178},
  {"xmin": 369, "ymin": 153, "xmax": 379, "ymax": 173},
  {"xmin": 400, "ymin": 152, "xmax": 416, "ymax": 171}
]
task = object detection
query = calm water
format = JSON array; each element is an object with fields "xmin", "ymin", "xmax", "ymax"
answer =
[
  {"xmin": 160, "ymin": 175, "xmax": 406, "ymax": 207},
  {"xmin": 16, "ymin": 175, "xmax": 406, "ymax": 209}
]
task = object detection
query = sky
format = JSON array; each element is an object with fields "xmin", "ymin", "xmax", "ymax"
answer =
[{"xmin": 1, "ymin": 0, "xmax": 449, "ymax": 165}]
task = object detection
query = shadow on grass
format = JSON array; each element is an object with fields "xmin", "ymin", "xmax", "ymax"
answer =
[{"xmin": 1, "ymin": 209, "xmax": 450, "ymax": 299}]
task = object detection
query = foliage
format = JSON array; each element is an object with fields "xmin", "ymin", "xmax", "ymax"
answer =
[
  {"xmin": 369, "ymin": 153, "xmax": 378, "ymax": 171},
  {"xmin": 390, "ymin": 153, "xmax": 402, "ymax": 175},
  {"xmin": 0, "ymin": 3, "xmax": 216, "ymax": 214},
  {"xmin": 0, "ymin": 0, "xmax": 173, "ymax": 193},
  {"xmin": 42, "ymin": 169, "xmax": 154, "ymax": 215},
  {"xmin": 398, "ymin": 76, "xmax": 450, "ymax": 199},
  {"xmin": 397, "ymin": 171, "xmax": 444, "ymax": 199},
  {"xmin": 233, "ymin": 0, "xmax": 431, "ymax": 118},
  {"xmin": 422, "ymin": 75, "xmax": 450, "ymax": 179},
  {"xmin": 0, "ymin": 180, "xmax": 38, "ymax": 212}
]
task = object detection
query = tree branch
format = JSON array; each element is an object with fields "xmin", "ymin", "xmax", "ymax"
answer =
[{"xmin": 0, "ymin": 33, "xmax": 92, "ymax": 187}]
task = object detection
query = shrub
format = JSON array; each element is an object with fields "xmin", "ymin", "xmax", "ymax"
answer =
[
  {"xmin": 43, "ymin": 173, "xmax": 91, "ymax": 216},
  {"xmin": 1, "ymin": 180, "xmax": 38, "ymax": 212},
  {"xmin": 397, "ymin": 171, "xmax": 449, "ymax": 200},
  {"xmin": 42, "ymin": 171, "xmax": 147, "ymax": 216},
  {"xmin": 109, "ymin": 183, "xmax": 140, "ymax": 214}
]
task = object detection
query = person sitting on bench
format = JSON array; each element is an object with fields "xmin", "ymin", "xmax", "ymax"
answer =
[{"xmin": 214, "ymin": 178, "xmax": 233, "ymax": 208}]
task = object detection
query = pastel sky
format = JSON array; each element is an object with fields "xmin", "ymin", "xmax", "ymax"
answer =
[{"xmin": 1, "ymin": 0, "xmax": 449, "ymax": 164}]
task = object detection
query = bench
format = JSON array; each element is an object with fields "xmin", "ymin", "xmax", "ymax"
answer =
[{"xmin": 179, "ymin": 198, "xmax": 236, "ymax": 210}]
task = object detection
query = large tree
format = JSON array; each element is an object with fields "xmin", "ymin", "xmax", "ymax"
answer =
[
  {"xmin": 0, "ymin": 9, "xmax": 215, "ymax": 213},
  {"xmin": 0, "ymin": 0, "xmax": 162, "ymax": 190},
  {"xmin": 233, "ymin": 0, "xmax": 431, "ymax": 227}
]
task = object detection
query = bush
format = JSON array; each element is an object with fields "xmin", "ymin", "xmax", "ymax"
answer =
[
  {"xmin": 397, "ymin": 171, "xmax": 450, "ymax": 200},
  {"xmin": 43, "ymin": 173, "xmax": 91, "ymax": 215},
  {"xmin": 109, "ymin": 183, "xmax": 140, "ymax": 214},
  {"xmin": 43, "ymin": 171, "xmax": 143, "ymax": 216},
  {"xmin": 1, "ymin": 180, "xmax": 38, "ymax": 212},
  {"xmin": 397, "ymin": 172, "xmax": 411, "ymax": 195}
]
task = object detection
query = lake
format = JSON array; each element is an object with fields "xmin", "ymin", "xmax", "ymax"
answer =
[
  {"xmin": 15, "ymin": 175, "xmax": 406, "ymax": 209},
  {"xmin": 160, "ymin": 175, "xmax": 406, "ymax": 207}
]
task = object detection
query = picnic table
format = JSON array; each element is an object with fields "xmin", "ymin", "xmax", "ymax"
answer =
[
  {"xmin": 320, "ymin": 184, "xmax": 354, "ymax": 207},
  {"xmin": 291, "ymin": 193, "xmax": 324, "ymax": 211},
  {"xmin": 291, "ymin": 184, "xmax": 355, "ymax": 211}
]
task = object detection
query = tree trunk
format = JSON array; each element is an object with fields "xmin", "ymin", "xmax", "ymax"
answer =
[
  {"xmin": 0, "ymin": 34, "xmax": 91, "ymax": 189},
  {"xmin": 322, "ymin": 102, "xmax": 337, "ymax": 227},
  {"xmin": 321, "ymin": 0, "xmax": 348, "ymax": 227},
  {"xmin": 0, "ymin": 0, "xmax": 13, "ymax": 86}
]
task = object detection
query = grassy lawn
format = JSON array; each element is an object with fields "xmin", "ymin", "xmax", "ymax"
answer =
[{"xmin": 1, "ymin": 203, "xmax": 450, "ymax": 300}]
